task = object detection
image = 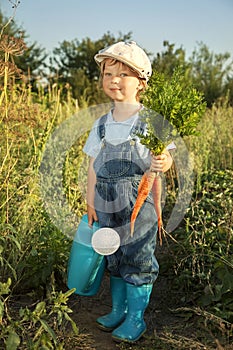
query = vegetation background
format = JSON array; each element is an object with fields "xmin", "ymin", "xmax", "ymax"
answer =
[{"xmin": 0, "ymin": 3, "xmax": 232, "ymax": 349}]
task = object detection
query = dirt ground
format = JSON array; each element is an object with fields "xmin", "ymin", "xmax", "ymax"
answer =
[
  {"xmin": 8, "ymin": 253, "xmax": 231, "ymax": 350},
  {"xmin": 67, "ymin": 257, "xmax": 213, "ymax": 350},
  {"xmin": 6, "ymin": 249, "xmax": 232, "ymax": 349},
  {"xmin": 69, "ymin": 271, "xmax": 178, "ymax": 350},
  {"xmin": 68, "ymin": 247, "xmax": 232, "ymax": 350}
]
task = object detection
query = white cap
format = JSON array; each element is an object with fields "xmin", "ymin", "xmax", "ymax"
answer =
[{"xmin": 94, "ymin": 41, "xmax": 152, "ymax": 81}]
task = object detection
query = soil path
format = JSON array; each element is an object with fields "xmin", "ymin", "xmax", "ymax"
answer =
[
  {"xmin": 69, "ymin": 253, "xmax": 183, "ymax": 350},
  {"xmin": 67, "ymin": 248, "xmax": 231, "ymax": 350}
]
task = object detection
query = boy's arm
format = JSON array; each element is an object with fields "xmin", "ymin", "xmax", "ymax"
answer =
[{"xmin": 87, "ymin": 157, "xmax": 98, "ymax": 226}]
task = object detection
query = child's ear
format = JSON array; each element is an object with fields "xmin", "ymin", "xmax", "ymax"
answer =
[{"xmin": 137, "ymin": 81, "xmax": 144, "ymax": 91}]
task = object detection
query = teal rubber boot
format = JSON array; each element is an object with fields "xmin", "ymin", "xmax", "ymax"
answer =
[
  {"xmin": 96, "ymin": 276, "xmax": 127, "ymax": 331},
  {"xmin": 112, "ymin": 283, "xmax": 153, "ymax": 342}
]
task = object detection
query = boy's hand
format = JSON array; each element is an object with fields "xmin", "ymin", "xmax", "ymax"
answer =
[
  {"xmin": 87, "ymin": 205, "xmax": 98, "ymax": 227},
  {"xmin": 150, "ymin": 151, "xmax": 172, "ymax": 173}
]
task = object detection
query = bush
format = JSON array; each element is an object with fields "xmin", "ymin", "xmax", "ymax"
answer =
[{"xmin": 172, "ymin": 170, "xmax": 233, "ymax": 322}]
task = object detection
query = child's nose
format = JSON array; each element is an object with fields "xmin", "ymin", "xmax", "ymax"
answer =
[{"xmin": 111, "ymin": 75, "xmax": 120, "ymax": 84}]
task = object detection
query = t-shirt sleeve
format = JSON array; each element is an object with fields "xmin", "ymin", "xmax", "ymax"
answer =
[
  {"xmin": 83, "ymin": 120, "xmax": 101, "ymax": 158},
  {"xmin": 166, "ymin": 141, "xmax": 176, "ymax": 151}
]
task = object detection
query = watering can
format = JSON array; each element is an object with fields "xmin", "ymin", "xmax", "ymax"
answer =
[{"xmin": 67, "ymin": 214, "xmax": 106, "ymax": 296}]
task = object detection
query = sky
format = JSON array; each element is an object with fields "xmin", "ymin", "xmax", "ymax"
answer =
[{"xmin": 1, "ymin": 0, "xmax": 233, "ymax": 60}]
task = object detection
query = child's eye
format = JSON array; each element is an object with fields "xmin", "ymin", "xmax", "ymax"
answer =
[
  {"xmin": 120, "ymin": 73, "xmax": 128, "ymax": 77},
  {"xmin": 104, "ymin": 72, "xmax": 112, "ymax": 77}
]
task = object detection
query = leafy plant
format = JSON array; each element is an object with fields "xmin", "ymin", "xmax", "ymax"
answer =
[
  {"xmin": 0, "ymin": 280, "xmax": 81, "ymax": 350},
  {"xmin": 139, "ymin": 66, "xmax": 207, "ymax": 154},
  {"xmin": 172, "ymin": 170, "xmax": 233, "ymax": 322}
]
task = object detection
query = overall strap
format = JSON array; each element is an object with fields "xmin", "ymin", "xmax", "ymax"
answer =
[
  {"xmin": 130, "ymin": 118, "xmax": 147, "ymax": 138},
  {"xmin": 97, "ymin": 114, "xmax": 108, "ymax": 140}
]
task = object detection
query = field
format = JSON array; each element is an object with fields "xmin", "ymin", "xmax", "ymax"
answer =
[{"xmin": 0, "ymin": 76, "xmax": 232, "ymax": 349}]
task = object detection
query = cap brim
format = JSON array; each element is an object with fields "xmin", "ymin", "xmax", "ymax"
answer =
[{"xmin": 94, "ymin": 53, "xmax": 149, "ymax": 80}]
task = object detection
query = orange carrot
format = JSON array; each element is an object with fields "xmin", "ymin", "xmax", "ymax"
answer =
[
  {"xmin": 130, "ymin": 171, "xmax": 164, "ymax": 244},
  {"xmin": 130, "ymin": 171, "xmax": 156, "ymax": 237},
  {"xmin": 152, "ymin": 175, "xmax": 164, "ymax": 245}
]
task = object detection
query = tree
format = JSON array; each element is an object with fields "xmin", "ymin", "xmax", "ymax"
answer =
[
  {"xmin": 188, "ymin": 42, "xmax": 233, "ymax": 107},
  {"xmin": 152, "ymin": 41, "xmax": 189, "ymax": 77},
  {"xmin": 152, "ymin": 41, "xmax": 233, "ymax": 107},
  {"xmin": 224, "ymin": 76, "xmax": 233, "ymax": 105}
]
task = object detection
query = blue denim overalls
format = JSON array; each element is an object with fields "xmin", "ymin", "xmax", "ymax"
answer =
[{"xmin": 93, "ymin": 114, "xmax": 159, "ymax": 285}]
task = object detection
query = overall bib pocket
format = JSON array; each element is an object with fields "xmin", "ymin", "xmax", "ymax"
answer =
[{"xmin": 102, "ymin": 151, "xmax": 131, "ymax": 178}]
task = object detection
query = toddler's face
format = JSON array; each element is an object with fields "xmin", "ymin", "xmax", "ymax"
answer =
[{"xmin": 102, "ymin": 59, "xmax": 143, "ymax": 103}]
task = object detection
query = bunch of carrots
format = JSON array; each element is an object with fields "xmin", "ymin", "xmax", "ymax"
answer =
[
  {"xmin": 130, "ymin": 113, "xmax": 172, "ymax": 245},
  {"xmin": 130, "ymin": 68, "xmax": 207, "ymax": 242}
]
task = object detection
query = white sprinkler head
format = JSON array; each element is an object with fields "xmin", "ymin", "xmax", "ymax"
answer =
[{"xmin": 91, "ymin": 227, "xmax": 120, "ymax": 255}]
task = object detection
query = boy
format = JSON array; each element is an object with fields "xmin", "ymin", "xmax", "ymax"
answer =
[{"xmin": 83, "ymin": 41, "xmax": 172, "ymax": 342}]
